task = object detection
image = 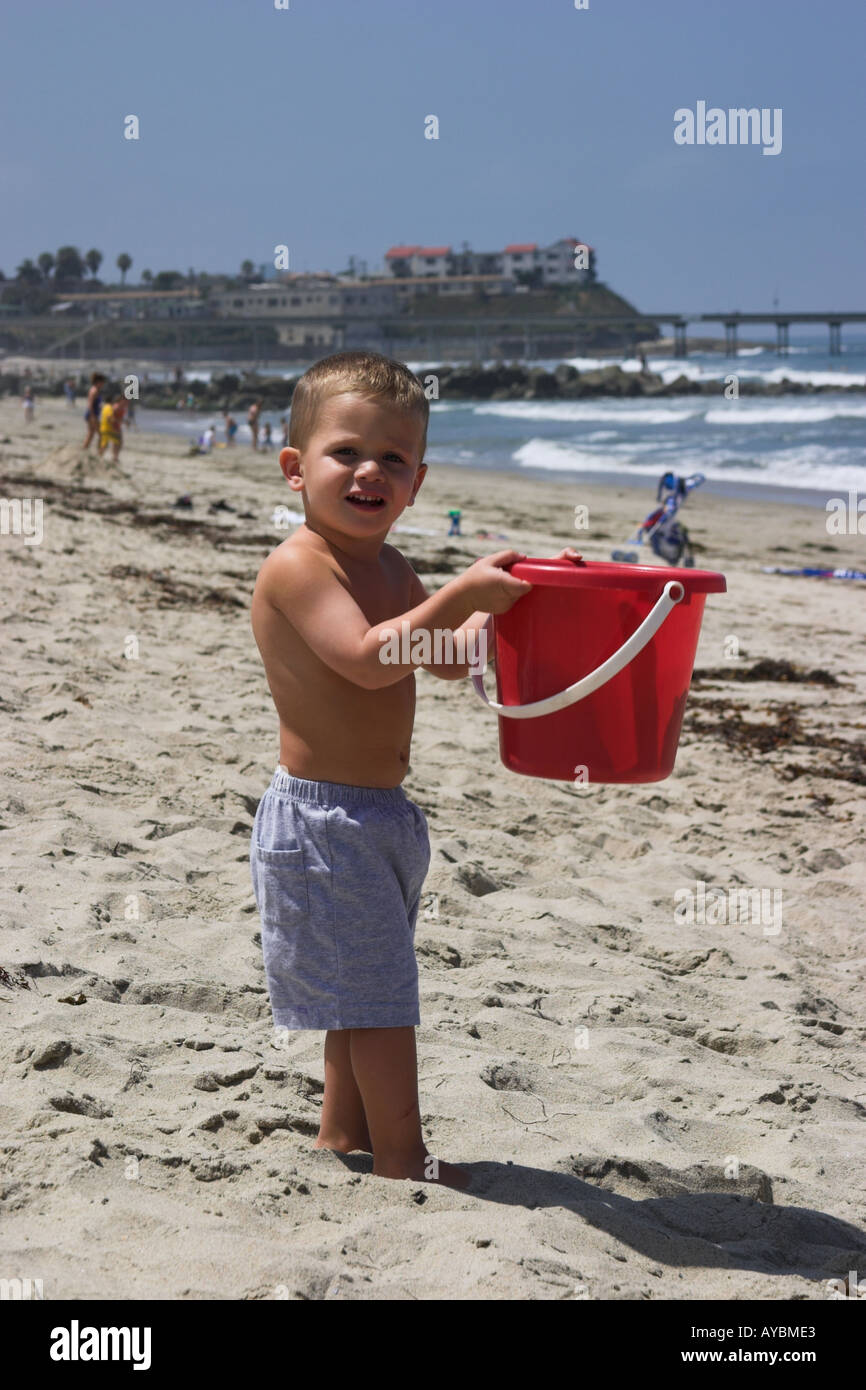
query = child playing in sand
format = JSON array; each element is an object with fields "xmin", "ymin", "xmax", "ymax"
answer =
[
  {"xmin": 98, "ymin": 392, "xmax": 124, "ymax": 461},
  {"xmin": 250, "ymin": 351, "xmax": 576, "ymax": 1188}
]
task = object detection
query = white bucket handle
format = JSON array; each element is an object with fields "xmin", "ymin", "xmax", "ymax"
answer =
[{"xmin": 471, "ymin": 579, "xmax": 684, "ymax": 720}]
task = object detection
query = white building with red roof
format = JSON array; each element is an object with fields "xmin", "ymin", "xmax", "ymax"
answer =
[
  {"xmin": 385, "ymin": 245, "xmax": 452, "ymax": 278},
  {"xmin": 385, "ymin": 238, "xmax": 595, "ymax": 285}
]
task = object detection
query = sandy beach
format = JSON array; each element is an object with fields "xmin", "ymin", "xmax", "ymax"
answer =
[{"xmin": 1, "ymin": 394, "xmax": 864, "ymax": 1302}]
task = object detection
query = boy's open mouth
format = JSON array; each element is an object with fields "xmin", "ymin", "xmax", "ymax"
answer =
[{"xmin": 345, "ymin": 493, "xmax": 386, "ymax": 510}]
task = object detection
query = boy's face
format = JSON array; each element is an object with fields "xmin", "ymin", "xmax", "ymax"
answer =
[{"xmin": 279, "ymin": 392, "xmax": 427, "ymax": 547}]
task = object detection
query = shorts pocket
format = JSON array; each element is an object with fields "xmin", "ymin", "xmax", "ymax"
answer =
[
  {"xmin": 406, "ymin": 802, "xmax": 432, "ymax": 878},
  {"xmin": 252, "ymin": 844, "xmax": 309, "ymax": 923}
]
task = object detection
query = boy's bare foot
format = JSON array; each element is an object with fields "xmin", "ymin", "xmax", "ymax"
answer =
[
  {"xmin": 313, "ymin": 1128, "xmax": 373, "ymax": 1154},
  {"xmin": 372, "ymin": 1150, "xmax": 471, "ymax": 1191},
  {"xmin": 345, "ymin": 1028, "xmax": 471, "ymax": 1188}
]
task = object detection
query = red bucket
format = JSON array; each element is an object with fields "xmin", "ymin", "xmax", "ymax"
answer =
[{"xmin": 472, "ymin": 556, "xmax": 726, "ymax": 783}]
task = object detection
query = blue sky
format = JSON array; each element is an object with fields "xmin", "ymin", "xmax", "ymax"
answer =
[{"xmin": 2, "ymin": 0, "xmax": 863, "ymax": 314}]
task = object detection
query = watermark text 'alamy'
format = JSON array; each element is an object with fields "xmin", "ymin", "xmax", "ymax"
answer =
[{"xmin": 674, "ymin": 102, "xmax": 782, "ymax": 156}]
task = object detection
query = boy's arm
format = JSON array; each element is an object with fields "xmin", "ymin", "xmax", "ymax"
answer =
[
  {"xmin": 261, "ymin": 544, "xmax": 530, "ymax": 691},
  {"xmin": 261, "ymin": 544, "xmax": 530, "ymax": 692},
  {"xmin": 406, "ymin": 568, "xmax": 490, "ymax": 681}
]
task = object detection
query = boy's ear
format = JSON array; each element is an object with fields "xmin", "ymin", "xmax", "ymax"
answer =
[
  {"xmin": 280, "ymin": 447, "xmax": 303, "ymax": 490},
  {"xmin": 407, "ymin": 462, "xmax": 427, "ymax": 507}
]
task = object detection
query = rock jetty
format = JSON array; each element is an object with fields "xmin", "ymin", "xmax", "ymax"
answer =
[{"xmin": 2, "ymin": 361, "xmax": 863, "ymax": 414}]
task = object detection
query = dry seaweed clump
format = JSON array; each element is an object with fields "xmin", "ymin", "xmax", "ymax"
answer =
[
  {"xmin": 683, "ymin": 699, "xmax": 866, "ymax": 785},
  {"xmin": 1, "ymin": 965, "xmax": 31, "ymax": 991},
  {"xmin": 691, "ymin": 658, "xmax": 839, "ymax": 688}
]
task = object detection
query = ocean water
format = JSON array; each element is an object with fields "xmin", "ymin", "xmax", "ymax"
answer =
[{"xmin": 139, "ymin": 336, "xmax": 866, "ymax": 503}]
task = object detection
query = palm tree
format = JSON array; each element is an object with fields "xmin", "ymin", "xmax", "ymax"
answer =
[
  {"xmin": 240, "ymin": 259, "xmax": 255, "ymax": 280},
  {"xmin": 55, "ymin": 245, "xmax": 85, "ymax": 280},
  {"xmin": 141, "ymin": 269, "xmax": 153, "ymax": 286},
  {"xmin": 16, "ymin": 259, "xmax": 42, "ymax": 285},
  {"xmin": 37, "ymin": 252, "xmax": 55, "ymax": 281},
  {"xmin": 116, "ymin": 252, "xmax": 133, "ymax": 286},
  {"xmin": 85, "ymin": 249, "xmax": 103, "ymax": 280}
]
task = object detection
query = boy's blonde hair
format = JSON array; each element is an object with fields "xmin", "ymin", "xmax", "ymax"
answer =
[{"xmin": 288, "ymin": 351, "xmax": 429, "ymax": 461}]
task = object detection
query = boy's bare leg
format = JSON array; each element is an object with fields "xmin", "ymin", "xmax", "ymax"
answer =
[
  {"xmin": 349, "ymin": 1026, "xmax": 470, "ymax": 1189},
  {"xmin": 314, "ymin": 1029, "xmax": 373, "ymax": 1153}
]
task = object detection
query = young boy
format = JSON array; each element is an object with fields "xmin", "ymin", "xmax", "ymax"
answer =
[{"xmin": 250, "ymin": 351, "xmax": 572, "ymax": 1189}]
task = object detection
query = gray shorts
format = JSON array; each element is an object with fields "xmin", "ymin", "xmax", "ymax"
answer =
[{"xmin": 250, "ymin": 769, "xmax": 431, "ymax": 1031}]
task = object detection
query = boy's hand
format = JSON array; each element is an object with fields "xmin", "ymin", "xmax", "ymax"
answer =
[{"xmin": 458, "ymin": 549, "xmax": 533, "ymax": 614}]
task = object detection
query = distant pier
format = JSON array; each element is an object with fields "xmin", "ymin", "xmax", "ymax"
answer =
[{"xmin": 652, "ymin": 311, "xmax": 866, "ymax": 357}]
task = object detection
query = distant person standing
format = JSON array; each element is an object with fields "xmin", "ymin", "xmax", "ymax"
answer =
[
  {"xmin": 64, "ymin": 378, "xmax": 76, "ymax": 407},
  {"xmin": 224, "ymin": 411, "xmax": 238, "ymax": 445},
  {"xmin": 261, "ymin": 421, "xmax": 273, "ymax": 451},
  {"xmin": 280, "ymin": 415, "xmax": 289, "ymax": 449},
  {"xmin": 83, "ymin": 372, "xmax": 107, "ymax": 450},
  {"xmin": 21, "ymin": 386, "xmax": 35, "ymax": 425},
  {"xmin": 247, "ymin": 399, "xmax": 262, "ymax": 450}
]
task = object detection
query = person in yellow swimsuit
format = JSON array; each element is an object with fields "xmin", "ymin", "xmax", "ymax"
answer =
[{"xmin": 98, "ymin": 394, "xmax": 123, "ymax": 461}]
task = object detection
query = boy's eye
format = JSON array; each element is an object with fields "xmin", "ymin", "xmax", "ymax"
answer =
[{"xmin": 334, "ymin": 447, "xmax": 407, "ymax": 464}]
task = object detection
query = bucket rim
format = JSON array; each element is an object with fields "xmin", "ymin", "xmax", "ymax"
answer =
[{"xmin": 507, "ymin": 556, "xmax": 726, "ymax": 593}]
